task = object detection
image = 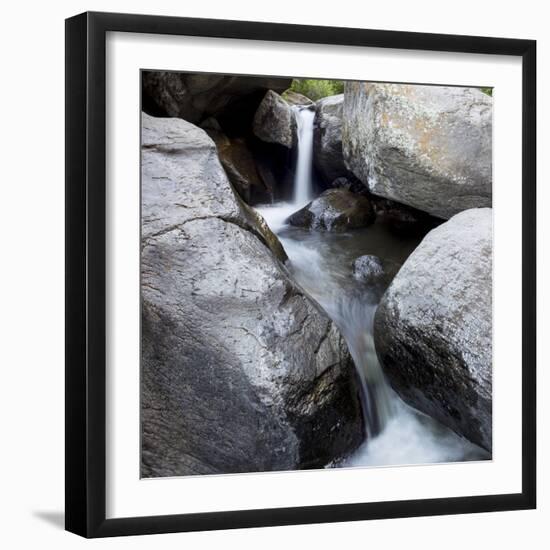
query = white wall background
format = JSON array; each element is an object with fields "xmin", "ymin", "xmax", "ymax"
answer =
[{"xmin": 0, "ymin": 1, "xmax": 546, "ymax": 548}]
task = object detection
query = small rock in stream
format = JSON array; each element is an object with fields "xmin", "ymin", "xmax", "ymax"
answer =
[
  {"xmin": 352, "ymin": 255, "xmax": 386, "ymax": 284},
  {"xmin": 287, "ymin": 189, "xmax": 375, "ymax": 232}
]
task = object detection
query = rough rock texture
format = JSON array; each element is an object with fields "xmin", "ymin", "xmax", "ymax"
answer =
[
  {"xmin": 342, "ymin": 83, "xmax": 493, "ymax": 219},
  {"xmin": 374, "ymin": 208, "xmax": 492, "ymax": 451},
  {"xmin": 313, "ymin": 94, "xmax": 350, "ymax": 184},
  {"xmin": 287, "ymin": 189, "xmax": 375, "ymax": 232},
  {"xmin": 282, "ymin": 90, "xmax": 314, "ymax": 106},
  {"xmin": 352, "ymin": 255, "xmax": 386, "ymax": 284},
  {"xmin": 141, "ymin": 113, "xmax": 364, "ymax": 477},
  {"xmin": 142, "ymin": 71, "xmax": 291, "ymax": 128},
  {"xmin": 202, "ymin": 122, "xmax": 271, "ymax": 204},
  {"xmin": 253, "ymin": 90, "xmax": 297, "ymax": 149}
]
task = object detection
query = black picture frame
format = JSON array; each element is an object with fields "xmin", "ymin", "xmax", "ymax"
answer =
[{"xmin": 65, "ymin": 11, "xmax": 537, "ymax": 538}]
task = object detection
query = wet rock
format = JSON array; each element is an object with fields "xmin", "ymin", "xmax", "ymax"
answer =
[
  {"xmin": 342, "ymin": 83, "xmax": 492, "ymax": 219},
  {"xmin": 313, "ymin": 94, "xmax": 350, "ymax": 184},
  {"xmin": 287, "ymin": 189, "xmax": 375, "ymax": 232},
  {"xmin": 141, "ymin": 113, "xmax": 364, "ymax": 477},
  {"xmin": 239, "ymin": 200, "xmax": 288, "ymax": 262},
  {"xmin": 374, "ymin": 208, "xmax": 492, "ymax": 451},
  {"xmin": 352, "ymin": 255, "xmax": 386, "ymax": 284},
  {"xmin": 253, "ymin": 90, "xmax": 297, "ymax": 149}
]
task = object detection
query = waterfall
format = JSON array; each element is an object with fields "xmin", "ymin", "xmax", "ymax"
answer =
[
  {"xmin": 292, "ymin": 106, "xmax": 315, "ymax": 206},
  {"xmin": 276, "ymin": 234, "xmax": 394, "ymax": 439},
  {"xmin": 329, "ymin": 295, "xmax": 395, "ymax": 438}
]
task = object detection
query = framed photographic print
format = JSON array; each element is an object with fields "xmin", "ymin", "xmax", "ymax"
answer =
[{"xmin": 65, "ymin": 11, "xmax": 536, "ymax": 538}]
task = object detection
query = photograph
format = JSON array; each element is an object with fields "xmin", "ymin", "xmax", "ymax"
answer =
[
  {"xmin": 140, "ymin": 71, "xmax": 493, "ymax": 478},
  {"xmin": 1, "ymin": 1, "xmax": 542, "ymax": 545}
]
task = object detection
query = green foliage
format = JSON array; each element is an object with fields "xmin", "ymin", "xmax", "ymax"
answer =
[
  {"xmin": 288, "ymin": 80, "xmax": 493, "ymax": 100},
  {"xmin": 287, "ymin": 79, "xmax": 345, "ymax": 101}
]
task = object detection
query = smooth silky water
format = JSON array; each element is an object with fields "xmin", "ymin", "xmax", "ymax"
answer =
[{"xmin": 254, "ymin": 106, "xmax": 487, "ymax": 468}]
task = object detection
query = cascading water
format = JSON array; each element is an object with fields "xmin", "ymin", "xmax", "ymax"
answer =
[
  {"xmin": 292, "ymin": 106, "xmax": 315, "ymax": 207},
  {"xmin": 280, "ymin": 233, "xmax": 395, "ymax": 439},
  {"xmin": 255, "ymin": 110, "xmax": 488, "ymax": 467}
]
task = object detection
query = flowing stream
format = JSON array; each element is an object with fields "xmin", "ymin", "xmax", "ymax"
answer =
[{"xmin": 255, "ymin": 106, "xmax": 487, "ymax": 468}]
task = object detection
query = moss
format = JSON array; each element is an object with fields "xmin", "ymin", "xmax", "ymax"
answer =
[{"xmin": 286, "ymin": 79, "xmax": 345, "ymax": 101}]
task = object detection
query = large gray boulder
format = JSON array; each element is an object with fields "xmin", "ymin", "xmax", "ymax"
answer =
[
  {"xmin": 342, "ymin": 83, "xmax": 492, "ymax": 219},
  {"xmin": 313, "ymin": 94, "xmax": 350, "ymax": 184},
  {"xmin": 141, "ymin": 113, "xmax": 363, "ymax": 477},
  {"xmin": 374, "ymin": 208, "xmax": 492, "ymax": 451},
  {"xmin": 142, "ymin": 71, "xmax": 291, "ymax": 126},
  {"xmin": 253, "ymin": 90, "xmax": 297, "ymax": 149},
  {"xmin": 287, "ymin": 189, "xmax": 375, "ymax": 232}
]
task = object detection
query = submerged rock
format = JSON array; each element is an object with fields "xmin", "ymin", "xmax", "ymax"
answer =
[
  {"xmin": 342, "ymin": 83, "xmax": 492, "ymax": 219},
  {"xmin": 141, "ymin": 113, "xmax": 364, "ymax": 477},
  {"xmin": 313, "ymin": 94, "xmax": 350, "ymax": 184},
  {"xmin": 352, "ymin": 255, "xmax": 386, "ymax": 284},
  {"xmin": 253, "ymin": 90, "xmax": 297, "ymax": 149},
  {"xmin": 374, "ymin": 208, "xmax": 492, "ymax": 451},
  {"xmin": 287, "ymin": 189, "xmax": 375, "ymax": 232}
]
